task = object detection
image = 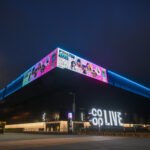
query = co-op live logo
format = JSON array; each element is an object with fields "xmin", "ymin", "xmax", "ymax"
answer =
[{"xmin": 89, "ymin": 108, "xmax": 123, "ymax": 127}]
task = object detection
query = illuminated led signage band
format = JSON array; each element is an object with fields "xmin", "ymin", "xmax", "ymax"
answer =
[
  {"xmin": 89, "ymin": 108, "xmax": 123, "ymax": 127},
  {"xmin": 0, "ymin": 47, "xmax": 150, "ymax": 101},
  {"xmin": 57, "ymin": 48, "xmax": 108, "ymax": 83},
  {"xmin": 22, "ymin": 48, "xmax": 107, "ymax": 87},
  {"xmin": 22, "ymin": 49, "xmax": 57, "ymax": 86}
]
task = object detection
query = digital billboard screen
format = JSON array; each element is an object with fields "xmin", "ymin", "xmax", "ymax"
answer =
[
  {"xmin": 57, "ymin": 48, "xmax": 108, "ymax": 83},
  {"xmin": 22, "ymin": 49, "xmax": 57, "ymax": 87}
]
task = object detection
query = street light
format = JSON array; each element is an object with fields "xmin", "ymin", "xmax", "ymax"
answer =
[{"xmin": 69, "ymin": 92, "xmax": 76, "ymax": 121}]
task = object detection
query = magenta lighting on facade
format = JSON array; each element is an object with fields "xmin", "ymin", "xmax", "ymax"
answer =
[
  {"xmin": 22, "ymin": 48, "xmax": 108, "ymax": 87},
  {"xmin": 22, "ymin": 49, "xmax": 58, "ymax": 87},
  {"xmin": 57, "ymin": 48, "xmax": 108, "ymax": 84}
]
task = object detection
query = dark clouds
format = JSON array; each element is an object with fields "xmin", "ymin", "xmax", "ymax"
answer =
[{"xmin": 0, "ymin": 0, "xmax": 150, "ymax": 88}]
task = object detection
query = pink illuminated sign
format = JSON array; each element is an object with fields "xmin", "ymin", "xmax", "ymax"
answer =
[
  {"xmin": 57, "ymin": 48, "xmax": 108, "ymax": 83},
  {"xmin": 68, "ymin": 112, "xmax": 73, "ymax": 119},
  {"xmin": 22, "ymin": 49, "xmax": 57, "ymax": 86},
  {"xmin": 22, "ymin": 48, "xmax": 107, "ymax": 87}
]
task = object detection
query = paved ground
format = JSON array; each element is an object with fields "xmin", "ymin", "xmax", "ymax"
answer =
[{"xmin": 0, "ymin": 133, "xmax": 150, "ymax": 150}]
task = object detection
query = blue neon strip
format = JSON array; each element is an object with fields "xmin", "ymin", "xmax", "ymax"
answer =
[
  {"xmin": 3, "ymin": 74, "xmax": 24, "ymax": 98},
  {"xmin": 107, "ymin": 70, "xmax": 150, "ymax": 99},
  {"xmin": 0, "ymin": 88, "xmax": 5, "ymax": 101}
]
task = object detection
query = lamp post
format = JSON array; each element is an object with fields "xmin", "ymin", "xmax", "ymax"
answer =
[{"xmin": 69, "ymin": 92, "xmax": 76, "ymax": 121}]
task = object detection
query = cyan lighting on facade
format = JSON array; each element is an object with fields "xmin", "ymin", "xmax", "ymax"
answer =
[{"xmin": 107, "ymin": 70, "xmax": 150, "ymax": 99}]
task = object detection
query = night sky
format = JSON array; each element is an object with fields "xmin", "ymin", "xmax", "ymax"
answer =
[
  {"xmin": 0, "ymin": 0, "xmax": 150, "ymax": 124},
  {"xmin": 0, "ymin": 0, "xmax": 150, "ymax": 89}
]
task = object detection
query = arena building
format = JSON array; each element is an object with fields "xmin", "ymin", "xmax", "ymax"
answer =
[{"xmin": 0, "ymin": 48, "xmax": 150, "ymax": 132}]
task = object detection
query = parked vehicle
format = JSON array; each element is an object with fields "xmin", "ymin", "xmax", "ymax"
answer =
[{"xmin": 0, "ymin": 121, "xmax": 6, "ymax": 134}]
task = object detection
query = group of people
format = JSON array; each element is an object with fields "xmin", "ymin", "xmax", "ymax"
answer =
[{"xmin": 71, "ymin": 58, "xmax": 101, "ymax": 78}]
